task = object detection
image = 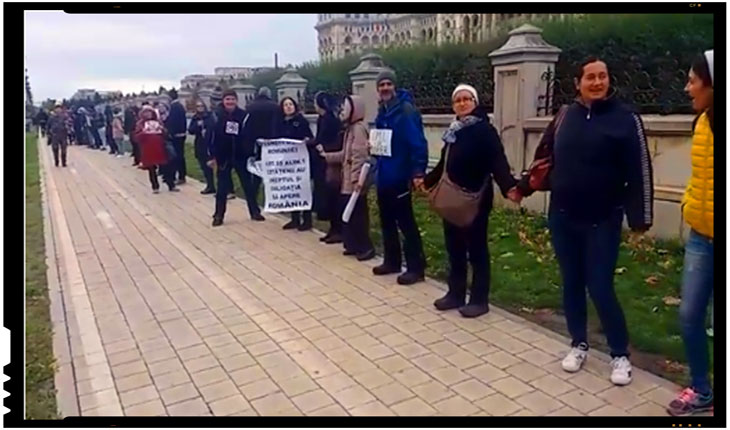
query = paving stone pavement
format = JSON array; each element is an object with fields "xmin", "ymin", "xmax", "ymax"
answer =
[{"xmin": 39, "ymin": 140, "xmax": 681, "ymax": 417}]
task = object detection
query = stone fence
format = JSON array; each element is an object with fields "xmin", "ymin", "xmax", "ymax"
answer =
[{"xmin": 301, "ymin": 110, "xmax": 693, "ymax": 240}]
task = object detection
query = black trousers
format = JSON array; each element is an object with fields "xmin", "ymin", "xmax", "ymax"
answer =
[
  {"xmin": 341, "ymin": 193, "xmax": 374, "ymax": 254},
  {"xmin": 290, "ymin": 210, "xmax": 312, "ymax": 226},
  {"xmin": 197, "ymin": 156, "xmax": 215, "ymax": 191},
  {"xmin": 325, "ymin": 182, "xmax": 343, "ymax": 236},
  {"xmin": 443, "ymin": 207, "xmax": 490, "ymax": 305},
  {"xmin": 130, "ymin": 134, "xmax": 141, "ymax": 164},
  {"xmin": 377, "ymin": 187, "xmax": 426, "ymax": 274},
  {"xmin": 51, "ymin": 139, "xmax": 68, "ymax": 166},
  {"xmin": 148, "ymin": 165, "xmax": 174, "ymax": 191},
  {"xmin": 214, "ymin": 159, "xmax": 261, "ymax": 219},
  {"xmin": 172, "ymin": 136, "xmax": 187, "ymax": 181}
]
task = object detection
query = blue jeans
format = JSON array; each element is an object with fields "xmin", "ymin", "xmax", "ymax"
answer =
[
  {"xmin": 548, "ymin": 206, "xmax": 629, "ymax": 357},
  {"xmin": 680, "ymin": 229, "xmax": 714, "ymax": 394}
]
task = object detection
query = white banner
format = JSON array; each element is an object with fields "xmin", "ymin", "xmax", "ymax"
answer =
[{"xmin": 259, "ymin": 138, "xmax": 312, "ymax": 213}]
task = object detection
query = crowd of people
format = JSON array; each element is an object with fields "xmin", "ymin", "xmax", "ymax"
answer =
[{"xmin": 40, "ymin": 50, "xmax": 714, "ymax": 416}]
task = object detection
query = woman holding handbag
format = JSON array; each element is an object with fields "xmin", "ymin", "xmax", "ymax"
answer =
[
  {"xmin": 515, "ymin": 57, "xmax": 653, "ymax": 386},
  {"xmin": 423, "ymin": 84, "xmax": 517, "ymax": 318}
]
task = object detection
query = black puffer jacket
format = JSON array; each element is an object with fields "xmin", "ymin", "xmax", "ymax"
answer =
[
  {"xmin": 242, "ymin": 95, "xmax": 283, "ymax": 156},
  {"xmin": 424, "ymin": 105, "xmax": 516, "ymax": 212},
  {"xmin": 518, "ymin": 96, "xmax": 653, "ymax": 229},
  {"xmin": 278, "ymin": 112, "xmax": 315, "ymax": 177}
]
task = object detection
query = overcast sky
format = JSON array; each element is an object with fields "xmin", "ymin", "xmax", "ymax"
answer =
[{"xmin": 24, "ymin": 12, "xmax": 319, "ymax": 103}]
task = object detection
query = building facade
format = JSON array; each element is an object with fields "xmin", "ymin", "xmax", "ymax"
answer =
[
  {"xmin": 315, "ymin": 13, "xmax": 567, "ymax": 61},
  {"xmin": 214, "ymin": 67, "xmax": 275, "ymax": 81}
]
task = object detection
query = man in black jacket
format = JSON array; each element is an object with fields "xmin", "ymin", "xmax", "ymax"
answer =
[
  {"xmin": 210, "ymin": 90, "xmax": 262, "ymax": 226},
  {"xmin": 239, "ymin": 86, "xmax": 283, "ymax": 221},
  {"xmin": 166, "ymin": 89, "xmax": 189, "ymax": 184}
]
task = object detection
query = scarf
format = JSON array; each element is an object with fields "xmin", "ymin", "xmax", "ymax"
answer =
[{"xmin": 442, "ymin": 114, "xmax": 482, "ymax": 145}]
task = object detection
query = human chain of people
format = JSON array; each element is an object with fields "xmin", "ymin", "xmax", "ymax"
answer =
[{"xmin": 37, "ymin": 49, "xmax": 714, "ymax": 418}]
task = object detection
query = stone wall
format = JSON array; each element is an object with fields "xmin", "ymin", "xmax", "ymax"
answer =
[{"xmin": 304, "ymin": 112, "xmax": 693, "ymax": 240}]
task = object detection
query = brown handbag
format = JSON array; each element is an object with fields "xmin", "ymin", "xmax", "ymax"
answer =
[
  {"xmin": 527, "ymin": 105, "xmax": 568, "ymax": 191},
  {"xmin": 427, "ymin": 144, "xmax": 488, "ymax": 228}
]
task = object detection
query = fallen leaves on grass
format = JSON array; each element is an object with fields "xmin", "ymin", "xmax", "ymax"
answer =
[
  {"xmin": 615, "ymin": 267, "xmax": 628, "ymax": 275},
  {"xmin": 663, "ymin": 296, "xmax": 681, "ymax": 306},
  {"xmin": 645, "ymin": 275, "xmax": 660, "ymax": 286},
  {"xmin": 659, "ymin": 360, "xmax": 686, "ymax": 373}
]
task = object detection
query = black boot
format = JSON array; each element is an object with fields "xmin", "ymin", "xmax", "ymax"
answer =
[
  {"xmin": 434, "ymin": 292, "xmax": 466, "ymax": 311},
  {"xmin": 298, "ymin": 212, "xmax": 313, "ymax": 231},
  {"xmin": 458, "ymin": 303, "xmax": 490, "ymax": 318},
  {"xmin": 201, "ymin": 187, "xmax": 216, "ymax": 195},
  {"xmin": 397, "ymin": 272, "xmax": 425, "ymax": 285},
  {"xmin": 283, "ymin": 220, "xmax": 300, "ymax": 230},
  {"xmin": 372, "ymin": 264, "xmax": 401, "ymax": 276},
  {"xmin": 212, "ymin": 217, "xmax": 223, "ymax": 227},
  {"xmin": 356, "ymin": 249, "xmax": 376, "ymax": 261}
]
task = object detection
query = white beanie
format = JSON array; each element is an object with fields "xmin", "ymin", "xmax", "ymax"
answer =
[
  {"xmin": 452, "ymin": 84, "xmax": 479, "ymax": 105},
  {"xmin": 704, "ymin": 50, "xmax": 714, "ymax": 86}
]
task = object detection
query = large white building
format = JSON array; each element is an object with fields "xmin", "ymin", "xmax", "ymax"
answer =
[
  {"xmin": 315, "ymin": 13, "xmax": 567, "ymax": 61},
  {"xmin": 214, "ymin": 67, "xmax": 275, "ymax": 81}
]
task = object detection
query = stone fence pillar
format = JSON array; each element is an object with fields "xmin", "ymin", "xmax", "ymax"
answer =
[
  {"xmin": 275, "ymin": 68, "xmax": 308, "ymax": 107},
  {"xmin": 488, "ymin": 24, "xmax": 560, "ymax": 172},
  {"xmin": 349, "ymin": 53, "xmax": 390, "ymax": 125}
]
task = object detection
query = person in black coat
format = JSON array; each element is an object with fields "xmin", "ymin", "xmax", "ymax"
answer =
[
  {"xmin": 514, "ymin": 58, "xmax": 653, "ymax": 385},
  {"xmin": 307, "ymin": 91, "xmax": 344, "ymax": 243},
  {"xmin": 124, "ymin": 105, "xmax": 140, "ymax": 165},
  {"xmin": 239, "ymin": 86, "xmax": 283, "ymax": 221},
  {"xmin": 188, "ymin": 99, "xmax": 217, "ymax": 194},
  {"xmin": 211, "ymin": 90, "xmax": 254, "ymax": 226},
  {"xmin": 167, "ymin": 89, "xmax": 189, "ymax": 184},
  {"xmin": 423, "ymin": 84, "xmax": 518, "ymax": 318},
  {"xmin": 104, "ymin": 105, "xmax": 117, "ymax": 154},
  {"xmin": 277, "ymin": 97, "xmax": 315, "ymax": 231}
]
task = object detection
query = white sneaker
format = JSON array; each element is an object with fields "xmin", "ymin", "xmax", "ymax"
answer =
[
  {"xmin": 610, "ymin": 356, "xmax": 632, "ymax": 385},
  {"xmin": 562, "ymin": 344, "xmax": 588, "ymax": 373}
]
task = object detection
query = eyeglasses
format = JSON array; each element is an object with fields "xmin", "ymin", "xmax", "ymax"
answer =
[{"xmin": 453, "ymin": 97, "xmax": 475, "ymax": 105}]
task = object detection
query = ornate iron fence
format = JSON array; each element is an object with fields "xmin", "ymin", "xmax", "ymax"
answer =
[
  {"xmin": 400, "ymin": 67, "xmax": 494, "ymax": 114},
  {"xmin": 537, "ymin": 60, "xmax": 693, "ymax": 117}
]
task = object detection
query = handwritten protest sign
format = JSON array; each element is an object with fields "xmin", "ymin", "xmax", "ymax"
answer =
[
  {"xmin": 258, "ymin": 138, "xmax": 312, "ymax": 213},
  {"xmin": 369, "ymin": 129, "xmax": 393, "ymax": 157}
]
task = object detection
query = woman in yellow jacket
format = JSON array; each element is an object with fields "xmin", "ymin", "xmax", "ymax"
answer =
[{"xmin": 667, "ymin": 50, "xmax": 714, "ymax": 417}]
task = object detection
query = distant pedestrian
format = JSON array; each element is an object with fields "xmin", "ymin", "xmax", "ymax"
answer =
[
  {"xmin": 134, "ymin": 106, "xmax": 178, "ymax": 193},
  {"xmin": 47, "ymin": 103, "xmax": 69, "ymax": 167},
  {"xmin": 167, "ymin": 89, "xmax": 188, "ymax": 185},
  {"xmin": 188, "ymin": 99, "xmax": 216, "ymax": 194},
  {"xmin": 111, "ymin": 107, "xmax": 125, "ymax": 157}
]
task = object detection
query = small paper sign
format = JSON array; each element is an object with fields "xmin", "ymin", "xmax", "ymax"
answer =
[
  {"xmin": 225, "ymin": 121, "xmax": 240, "ymax": 135},
  {"xmin": 369, "ymin": 129, "xmax": 393, "ymax": 157}
]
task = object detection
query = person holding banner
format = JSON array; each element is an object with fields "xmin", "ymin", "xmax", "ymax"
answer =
[
  {"xmin": 317, "ymin": 95, "xmax": 375, "ymax": 261},
  {"xmin": 210, "ymin": 90, "xmax": 250, "ymax": 226},
  {"xmin": 278, "ymin": 97, "xmax": 315, "ymax": 231},
  {"xmin": 371, "ymin": 70, "xmax": 428, "ymax": 285},
  {"xmin": 423, "ymin": 84, "xmax": 518, "ymax": 318}
]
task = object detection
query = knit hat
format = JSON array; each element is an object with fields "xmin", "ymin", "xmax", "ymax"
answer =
[
  {"xmin": 376, "ymin": 69, "xmax": 397, "ymax": 86},
  {"xmin": 451, "ymin": 84, "xmax": 479, "ymax": 105},
  {"xmin": 258, "ymin": 86, "xmax": 272, "ymax": 99},
  {"xmin": 210, "ymin": 87, "xmax": 223, "ymax": 104},
  {"xmin": 222, "ymin": 89, "xmax": 238, "ymax": 99},
  {"xmin": 704, "ymin": 50, "xmax": 714, "ymax": 86}
]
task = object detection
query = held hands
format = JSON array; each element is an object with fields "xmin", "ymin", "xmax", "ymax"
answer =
[
  {"xmin": 315, "ymin": 144, "xmax": 325, "ymax": 155},
  {"xmin": 206, "ymin": 159, "xmax": 217, "ymax": 169},
  {"xmin": 506, "ymin": 187, "xmax": 523, "ymax": 204},
  {"xmin": 412, "ymin": 177, "xmax": 426, "ymax": 193}
]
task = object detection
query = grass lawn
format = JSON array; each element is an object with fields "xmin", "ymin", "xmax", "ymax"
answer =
[
  {"xmin": 183, "ymin": 140, "xmax": 710, "ymax": 385},
  {"xmin": 25, "ymin": 132, "xmax": 59, "ymax": 419}
]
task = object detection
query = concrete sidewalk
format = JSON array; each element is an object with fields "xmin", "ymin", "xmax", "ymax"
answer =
[{"xmin": 38, "ymin": 139, "xmax": 679, "ymax": 417}]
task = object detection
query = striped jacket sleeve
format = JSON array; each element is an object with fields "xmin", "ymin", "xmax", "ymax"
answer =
[{"xmin": 624, "ymin": 112, "xmax": 654, "ymax": 231}]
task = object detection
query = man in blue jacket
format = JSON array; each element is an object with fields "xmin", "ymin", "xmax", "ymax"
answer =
[
  {"xmin": 372, "ymin": 70, "xmax": 428, "ymax": 285},
  {"xmin": 166, "ymin": 89, "xmax": 189, "ymax": 184}
]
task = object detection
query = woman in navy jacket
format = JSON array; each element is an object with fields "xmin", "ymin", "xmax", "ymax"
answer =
[
  {"xmin": 516, "ymin": 57, "xmax": 653, "ymax": 387},
  {"xmin": 278, "ymin": 97, "xmax": 315, "ymax": 231}
]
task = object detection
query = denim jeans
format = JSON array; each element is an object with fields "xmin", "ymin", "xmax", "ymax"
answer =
[
  {"xmin": 548, "ymin": 206, "xmax": 630, "ymax": 357},
  {"xmin": 680, "ymin": 229, "xmax": 714, "ymax": 394}
]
